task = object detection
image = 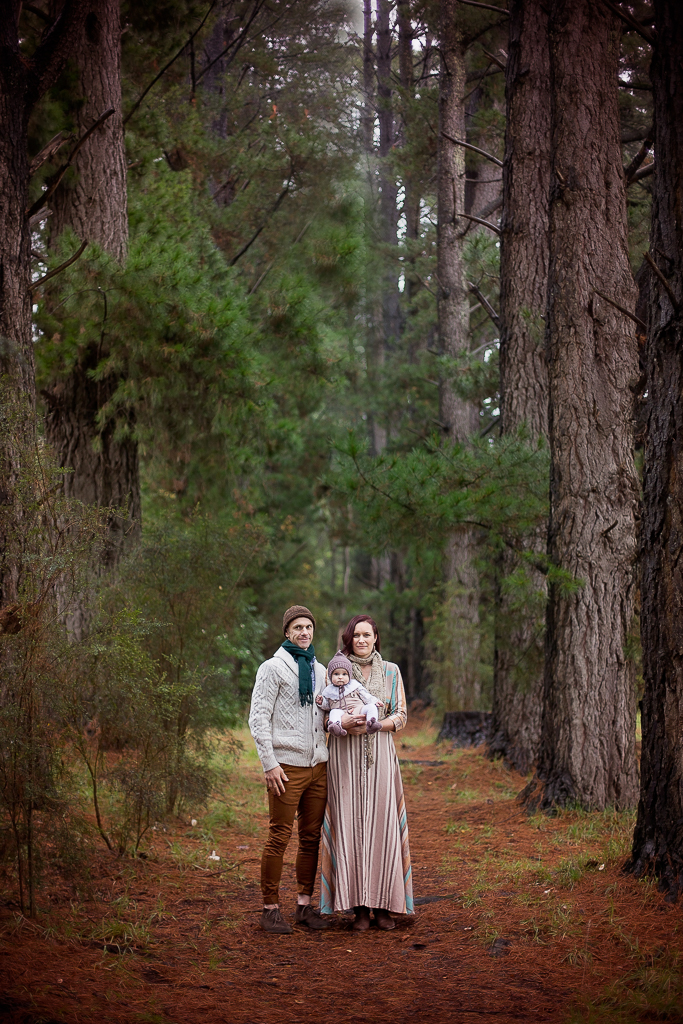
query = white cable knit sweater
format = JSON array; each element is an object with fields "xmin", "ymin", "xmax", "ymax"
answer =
[{"xmin": 248, "ymin": 646, "xmax": 329, "ymax": 773}]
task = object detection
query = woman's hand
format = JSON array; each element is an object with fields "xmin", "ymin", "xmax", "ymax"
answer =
[{"xmin": 339, "ymin": 712, "xmax": 366, "ymax": 734}]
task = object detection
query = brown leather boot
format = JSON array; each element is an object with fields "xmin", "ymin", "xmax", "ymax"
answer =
[
  {"xmin": 295, "ymin": 904, "xmax": 330, "ymax": 930},
  {"xmin": 374, "ymin": 908, "xmax": 395, "ymax": 931},
  {"xmin": 260, "ymin": 907, "xmax": 293, "ymax": 934},
  {"xmin": 352, "ymin": 906, "xmax": 371, "ymax": 932}
]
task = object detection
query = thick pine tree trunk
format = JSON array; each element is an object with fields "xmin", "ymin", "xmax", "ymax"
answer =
[
  {"xmin": 489, "ymin": 0, "xmax": 550, "ymax": 773},
  {"xmin": 525, "ymin": 0, "xmax": 639, "ymax": 811},
  {"xmin": 437, "ymin": 0, "xmax": 480, "ymax": 710},
  {"xmin": 0, "ymin": 42, "xmax": 35, "ymax": 609},
  {"xmin": 626, "ymin": 0, "xmax": 683, "ymax": 895},
  {"xmin": 44, "ymin": 0, "xmax": 138, "ymax": 600},
  {"xmin": 0, "ymin": 2, "xmax": 88, "ymax": 605}
]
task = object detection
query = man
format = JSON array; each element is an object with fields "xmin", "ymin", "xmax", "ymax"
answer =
[{"xmin": 249, "ymin": 605, "xmax": 330, "ymax": 933}]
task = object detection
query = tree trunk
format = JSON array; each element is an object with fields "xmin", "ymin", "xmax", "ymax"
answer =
[
  {"xmin": 397, "ymin": 0, "xmax": 420, "ymax": 303},
  {"xmin": 0, "ymin": 2, "xmax": 89, "ymax": 605},
  {"xmin": 525, "ymin": 0, "xmax": 639, "ymax": 811},
  {"xmin": 437, "ymin": 0, "xmax": 480, "ymax": 710},
  {"xmin": 44, "ymin": 0, "xmax": 138, "ymax": 609},
  {"xmin": 489, "ymin": 0, "xmax": 550, "ymax": 773},
  {"xmin": 0, "ymin": 33, "xmax": 35, "ymax": 609},
  {"xmin": 626, "ymin": 0, "xmax": 683, "ymax": 896},
  {"xmin": 49, "ymin": 3, "xmax": 128, "ymax": 259}
]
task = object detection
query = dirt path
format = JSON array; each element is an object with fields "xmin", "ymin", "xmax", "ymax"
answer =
[{"xmin": 1, "ymin": 717, "xmax": 682, "ymax": 1023}]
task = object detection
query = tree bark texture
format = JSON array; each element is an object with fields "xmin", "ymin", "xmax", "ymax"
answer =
[
  {"xmin": 437, "ymin": 2, "xmax": 475, "ymax": 442},
  {"xmin": 527, "ymin": 0, "xmax": 639, "ymax": 811},
  {"xmin": 376, "ymin": 0, "xmax": 401, "ymax": 354},
  {"xmin": 44, "ymin": 0, "xmax": 139, "ymax": 595},
  {"xmin": 490, "ymin": 0, "xmax": 550, "ymax": 773},
  {"xmin": 49, "ymin": 1, "xmax": 128, "ymax": 259},
  {"xmin": 397, "ymin": 0, "xmax": 420, "ymax": 302},
  {"xmin": 0, "ymin": 1, "xmax": 89, "ymax": 605},
  {"xmin": 626, "ymin": 0, "xmax": 683, "ymax": 895},
  {"xmin": 437, "ymin": 0, "xmax": 480, "ymax": 710}
]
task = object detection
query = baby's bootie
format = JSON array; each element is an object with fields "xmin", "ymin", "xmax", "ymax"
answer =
[
  {"xmin": 328, "ymin": 720, "xmax": 347, "ymax": 736},
  {"xmin": 366, "ymin": 717, "xmax": 382, "ymax": 734}
]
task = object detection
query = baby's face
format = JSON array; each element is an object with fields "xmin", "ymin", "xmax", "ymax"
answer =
[{"xmin": 331, "ymin": 668, "xmax": 350, "ymax": 686}]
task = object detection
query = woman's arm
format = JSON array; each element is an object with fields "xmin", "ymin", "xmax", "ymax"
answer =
[{"xmin": 383, "ymin": 663, "xmax": 407, "ymax": 733}]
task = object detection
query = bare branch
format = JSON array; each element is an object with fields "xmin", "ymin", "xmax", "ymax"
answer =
[
  {"xmin": 441, "ymin": 131, "xmax": 503, "ymax": 168},
  {"xmin": 468, "ymin": 282, "xmax": 500, "ymax": 328},
  {"xmin": 599, "ymin": 0, "xmax": 655, "ymax": 44},
  {"xmin": 195, "ymin": 0, "xmax": 266, "ymax": 85},
  {"xmin": 23, "ymin": 4, "xmax": 53, "ymax": 24},
  {"xmin": 482, "ymin": 47, "xmax": 506, "ymax": 71},
  {"xmin": 643, "ymin": 252, "xmax": 680, "ymax": 311},
  {"xmin": 229, "ymin": 179, "xmax": 292, "ymax": 267},
  {"xmin": 458, "ymin": 0, "xmax": 509, "ymax": 13},
  {"xmin": 28, "ymin": 0, "xmax": 92, "ymax": 107},
  {"xmin": 29, "ymin": 208, "xmax": 52, "ymax": 230},
  {"xmin": 25, "ymin": 108, "xmax": 115, "ymax": 219},
  {"xmin": 628, "ymin": 162, "xmax": 654, "ymax": 184},
  {"xmin": 31, "ymin": 239, "xmax": 88, "ymax": 293},
  {"xmin": 473, "ymin": 193, "xmax": 503, "ymax": 220},
  {"xmin": 123, "ymin": 1, "xmax": 218, "ymax": 126},
  {"xmin": 624, "ymin": 127, "xmax": 654, "ymax": 183},
  {"xmin": 29, "ymin": 130, "xmax": 69, "ymax": 176},
  {"xmin": 593, "ymin": 289, "xmax": 646, "ymax": 331},
  {"xmin": 618, "ymin": 78, "xmax": 652, "ymax": 90},
  {"xmin": 621, "ymin": 126, "xmax": 651, "ymax": 143},
  {"xmin": 480, "ymin": 415, "xmax": 500, "ymax": 437},
  {"xmin": 458, "ymin": 212, "xmax": 501, "ymax": 235}
]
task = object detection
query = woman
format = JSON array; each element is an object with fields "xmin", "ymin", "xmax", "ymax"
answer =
[{"xmin": 320, "ymin": 614, "xmax": 413, "ymax": 931}]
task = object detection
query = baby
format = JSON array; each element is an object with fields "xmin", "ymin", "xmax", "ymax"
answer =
[{"xmin": 316, "ymin": 653, "xmax": 383, "ymax": 736}]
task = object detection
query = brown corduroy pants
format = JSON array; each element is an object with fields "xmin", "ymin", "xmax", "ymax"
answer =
[{"xmin": 261, "ymin": 762, "xmax": 328, "ymax": 905}]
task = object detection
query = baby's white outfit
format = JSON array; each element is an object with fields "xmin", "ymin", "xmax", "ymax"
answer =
[{"xmin": 319, "ymin": 679, "xmax": 380, "ymax": 728}]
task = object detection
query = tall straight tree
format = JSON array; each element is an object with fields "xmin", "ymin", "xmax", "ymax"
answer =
[
  {"xmin": 437, "ymin": 0, "xmax": 480, "ymax": 709},
  {"xmin": 627, "ymin": 0, "xmax": 683, "ymax": 895},
  {"xmin": 526, "ymin": 0, "xmax": 639, "ymax": 810},
  {"xmin": 0, "ymin": 1, "xmax": 89, "ymax": 605},
  {"xmin": 489, "ymin": 0, "xmax": 550, "ymax": 773},
  {"xmin": 43, "ymin": 0, "xmax": 139, "ymax": 592}
]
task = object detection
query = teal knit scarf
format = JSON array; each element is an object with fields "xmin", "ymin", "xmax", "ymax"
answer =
[{"xmin": 282, "ymin": 640, "xmax": 316, "ymax": 706}]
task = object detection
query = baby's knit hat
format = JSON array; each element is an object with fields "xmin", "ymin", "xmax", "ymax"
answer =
[{"xmin": 327, "ymin": 653, "xmax": 353, "ymax": 684}]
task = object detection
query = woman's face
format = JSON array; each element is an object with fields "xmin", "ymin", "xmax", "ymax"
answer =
[{"xmin": 352, "ymin": 621, "xmax": 376, "ymax": 658}]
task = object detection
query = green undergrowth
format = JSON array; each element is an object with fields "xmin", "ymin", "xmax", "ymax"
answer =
[{"xmin": 568, "ymin": 949, "xmax": 683, "ymax": 1023}]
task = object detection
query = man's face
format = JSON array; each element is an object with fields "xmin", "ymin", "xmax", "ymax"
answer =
[{"xmin": 286, "ymin": 617, "xmax": 314, "ymax": 649}]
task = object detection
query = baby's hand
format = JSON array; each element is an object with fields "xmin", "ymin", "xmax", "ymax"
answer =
[
  {"xmin": 375, "ymin": 700, "xmax": 383, "ymax": 708},
  {"xmin": 315, "ymin": 695, "xmax": 323, "ymax": 706}
]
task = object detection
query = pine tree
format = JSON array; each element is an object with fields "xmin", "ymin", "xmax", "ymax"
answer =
[
  {"xmin": 0, "ymin": 1, "xmax": 91, "ymax": 604},
  {"xmin": 525, "ymin": 0, "xmax": 639, "ymax": 812},
  {"xmin": 626, "ymin": 0, "xmax": 683, "ymax": 896},
  {"xmin": 437, "ymin": 0, "xmax": 480, "ymax": 709},
  {"xmin": 490, "ymin": 0, "xmax": 550, "ymax": 772},
  {"xmin": 42, "ymin": 0, "xmax": 140, "ymax": 613}
]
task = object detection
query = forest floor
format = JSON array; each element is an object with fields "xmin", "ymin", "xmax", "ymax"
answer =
[{"xmin": 1, "ymin": 712, "xmax": 682, "ymax": 1024}]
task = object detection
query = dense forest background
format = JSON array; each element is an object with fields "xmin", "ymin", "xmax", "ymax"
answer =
[{"xmin": 1, "ymin": 0, "xmax": 682, "ymax": 916}]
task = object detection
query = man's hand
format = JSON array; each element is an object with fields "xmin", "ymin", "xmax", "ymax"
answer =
[{"xmin": 264, "ymin": 765, "xmax": 289, "ymax": 796}]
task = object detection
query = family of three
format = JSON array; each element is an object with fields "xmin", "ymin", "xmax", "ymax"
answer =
[{"xmin": 248, "ymin": 604, "xmax": 414, "ymax": 934}]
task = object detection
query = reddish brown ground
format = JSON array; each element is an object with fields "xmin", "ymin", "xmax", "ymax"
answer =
[{"xmin": 1, "ymin": 715, "xmax": 682, "ymax": 1024}]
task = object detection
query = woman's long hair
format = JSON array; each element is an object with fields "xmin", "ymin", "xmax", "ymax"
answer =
[{"xmin": 340, "ymin": 614, "xmax": 381, "ymax": 657}]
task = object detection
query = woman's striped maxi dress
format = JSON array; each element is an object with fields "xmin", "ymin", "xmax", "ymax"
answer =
[{"xmin": 320, "ymin": 661, "xmax": 414, "ymax": 915}]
